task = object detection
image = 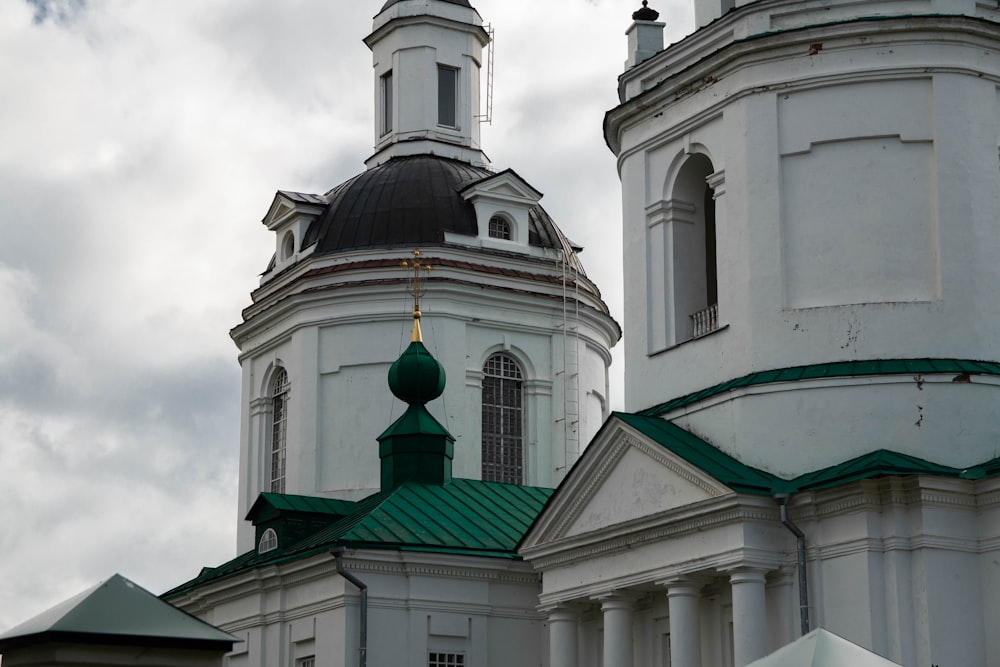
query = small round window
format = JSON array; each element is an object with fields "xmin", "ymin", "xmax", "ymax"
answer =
[{"xmin": 488, "ymin": 216, "xmax": 511, "ymax": 240}]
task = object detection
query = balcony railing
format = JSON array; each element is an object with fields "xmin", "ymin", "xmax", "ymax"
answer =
[{"xmin": 691, "ymin": 303, "xmax": 719, "ymax": 338}]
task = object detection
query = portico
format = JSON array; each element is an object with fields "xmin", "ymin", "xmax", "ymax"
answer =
[{"xmin": 521, "ymin": 415, "xmax": 797, "ymax": 667}]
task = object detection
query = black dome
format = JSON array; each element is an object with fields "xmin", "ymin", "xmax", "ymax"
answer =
[
  {"xmin": 380, "ymin": 0, "xmax": 473, "ymax": 10},
  {"xmin": 302, "ymin": 155, "xmax": 571, "ymax": 255}
]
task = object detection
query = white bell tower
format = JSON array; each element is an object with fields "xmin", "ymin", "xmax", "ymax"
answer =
[{"xmin": 364, "ymin": 0, "xmax": 490, "ymax": 168}]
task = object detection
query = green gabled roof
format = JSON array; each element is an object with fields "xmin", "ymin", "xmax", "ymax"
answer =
[
  {"xmin": 638, "ymin": 358, "xmax": 1000, "ymax": 417},
  {"xmin": 1, "ymin": 574, "xmax": 235, "ymax": 652},
  {"xmin": 246, "ymin": 492, "xmax": 358, "ymax": 522},
  {"xmin": 613, "ymin": 412, "xmax": 791, "ymax": 495},
  {"xmin": 615, "ymin": 413, "xmax": 1000, "ymax": 495},
  {"xmin": 790, "ymin": 449, "xmax": 964, "ymax": 491},
  {"xmin": 163, "ymin": 479, "xmax": 553, "ymax": 600},
  {"xmin": 962, "ymin": 455, "xmax": 1000, "ymax": 480}
]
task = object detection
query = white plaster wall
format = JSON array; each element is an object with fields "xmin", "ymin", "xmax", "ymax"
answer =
[
  {"xmin": 175, "ymin": 552, "xmax": 545, "ymax": 667},
  {"xmin": 619, "ymin": 29, "xmax": 1000, "ymax": 411},
  {"xmin": 368, "ymin": 1, "xmax": 485, "ymax": 164},
  {"xmin": 526, "ymin": 476, "xmax": 1000, "ymax": 667},
  {"xmin": 612, "ymin": 10, "xmax": 1000, "ymax": 489},
  {"xmin": 668, "ymin": 376, "xmax": 1000, "ymax": 476},
  {"xmin": 234, "ymin": 250, "xmax": 617, "ymax": 552}
]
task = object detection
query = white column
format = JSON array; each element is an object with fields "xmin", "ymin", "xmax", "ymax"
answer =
[
  {"xmin": 547, "ymin": 606, "xmax": 579, "ymax": 667},
  {"xmin": 766, "ymin": 567, "xmax": 796, "ymax": 650},
  {"xmin": 664, "ymin": 579, "xmax": 702, "ymax": 667},
  {"xmin": 596, "ymin": 593, "xmax": 634, "ymax": 667},
  {"xmin": 729, "ymin": 568, "xmax": 769, "ymax": 667}
]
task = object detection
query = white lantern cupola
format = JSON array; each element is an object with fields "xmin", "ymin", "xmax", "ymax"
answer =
[{"xmin": 364, "ymin": 0, "xmax": 490, "ymax": 168}]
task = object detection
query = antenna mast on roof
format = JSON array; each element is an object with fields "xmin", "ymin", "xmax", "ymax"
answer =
[{"xmin": 477, "ymin": 24, "xmax": 494, "ymax": 124}]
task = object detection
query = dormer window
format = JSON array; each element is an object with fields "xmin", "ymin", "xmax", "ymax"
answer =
[
  {"xmin": 258, "ymin": 528, "xmax": 278, "ymax": 554},
  {"xmin": 488, "ymin": 216, "xmax": 511, "ymax": 240}
]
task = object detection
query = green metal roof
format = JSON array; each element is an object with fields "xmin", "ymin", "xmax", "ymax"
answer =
[
  {"xmin": 0, "ymin": 574, "xmax": 235, "ymax": 653},
  {"xmin": 308, "ymin": 479, "xmax": 551, "ymax": 550},
  {"xmin": 638, "ymin": 358, "xmax": 1000, "ymax": 417},
  {"xmin": 164, "ymin": 479, "xmax": 553, "ymax": 600},
  {"xmin": 613, "ymin": 412, "xmax": 791, "ymax": 495},
  {"xmin": 612, "ymin": 413, "xmax": 1000, "ymax": 495},
  {"xmin": 245, "ymin": 492, "xmax": 358, "ymax": 522},
  {"xmin": 790, "ymin": 449, "xmax": 964, "ymax": 491}
]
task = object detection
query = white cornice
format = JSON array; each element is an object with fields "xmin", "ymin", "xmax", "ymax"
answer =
[
  {"xmin": 608, "ymin": 17, "xmax": 1000, "ymax": 159},
  {"xmin": 523, "ymin": 495, "xmax": 779, "ymax": 570},
  {"xmin": 535, "ymin": 545, "xmax": 788, "ymax": 607}
]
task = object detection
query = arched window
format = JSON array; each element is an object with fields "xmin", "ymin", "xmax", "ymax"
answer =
[
  {"xmin": 270, "ymin": 368, "xmax": 289, "ymax": 493},
  {"xmin": 488, "ymin": 216, "xmax": 511, "ymax": 240},
  {"xmin": 281, "ymin": 231, "xmax": 295, "ymax": 261},
  {"xmin": 258, "ymin": 528, "xmax": 278, "ymax": 554},
  {"xmin": 648, "ymin": 153, "xmax": 720, "ymax": 349},
  {"xmin": 481, "ymin": 353, "xmax": 524, "ymax": 484}
]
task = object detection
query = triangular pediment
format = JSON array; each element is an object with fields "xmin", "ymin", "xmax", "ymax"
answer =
[
  {"xmin": 460, "ymin": 168, "xmax": 543, "ymax": 205},
  {"xmin": 521, "ymin": 416, "xmax": 735, "ymax": 548},
  {"xmin": 262, "ymin": 191, "xmax": 326, "ymax": 230}
]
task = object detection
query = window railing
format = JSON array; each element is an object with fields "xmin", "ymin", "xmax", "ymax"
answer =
[{"xmin": 691, "ymin": 303, "xmax": 719, "ymax": 338}]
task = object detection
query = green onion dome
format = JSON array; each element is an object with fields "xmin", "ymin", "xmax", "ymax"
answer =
[{"xmin": 387, "ymin": 340, "xmax": 446, "ymax": 405}]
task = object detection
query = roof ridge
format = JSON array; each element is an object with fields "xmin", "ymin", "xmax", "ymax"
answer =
[{"xmin": 638, "ymin": 358, "xmax": 1000, "ymax": 417}]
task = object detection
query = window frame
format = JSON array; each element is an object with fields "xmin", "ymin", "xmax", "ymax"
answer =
[
  {"xmin": 488, "ymin": 215, "xmax": 512, "ymax": 240},
  {"xmin": 380, "ymin": 70, "xmax": 394, "ymax": 135},
  {"xmin": 428, "ymin": 651, "xmax": 466, "ymax": 667},
  {"xmin": 269, "ymin": 368, "xmax": 289, "ymax": 494},
  {"xmin": 258, "ymin": 527, "xmax": 278, "ymax": 554},
  {"xmin": 481, "ymin": 352, "xmax": 525, "ymax": 484},
  {"xmin": 437, "ymin": 65, "xmax": 458, "ymax": 128}
]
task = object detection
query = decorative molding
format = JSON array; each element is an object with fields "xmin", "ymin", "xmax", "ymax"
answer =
[
  {"xmin": 536, "ymin": 547, "xmax": 784, "ymax": 606},
  {"xmin": 548, "ymin": 433, "xmax": 634, "ymax": 540},
  {"xmin": 534, "ymin": 422, "xmax": 734, "ymax": 547},
  {"xmin": 629, "ymin": 433, "xmax": 730, "ymax": 498},
  {"xmin": 530, "ymin": 502, "xmax": 777, "ymax": 570},
  {"xmin": 646, "ymin": 199, "xmax": 697, "ymax": 228},
  {"xmin": 706, "ymin": 170, "xmax": 726, "ymax": 198}
]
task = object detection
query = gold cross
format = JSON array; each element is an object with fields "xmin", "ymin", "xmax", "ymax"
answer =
[{"xmin": 401, "ymin": 249, "xmax": 431, "ymax": 341}]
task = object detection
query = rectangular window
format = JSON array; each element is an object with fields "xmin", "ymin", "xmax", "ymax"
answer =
[
  {"xmin": 297, "ymin": 658, "xmax": 315, "ymax": 667},
  {"xmin": 437, "ymin": 66, "xmax": 457, "ymax": 127},
  {"xmin": 381, "ymin": 71, "xmax": 393, "ymax": 135},
  {"xmin": 429, "ymin": 652, "xmax": 465, "ymax": 667}
]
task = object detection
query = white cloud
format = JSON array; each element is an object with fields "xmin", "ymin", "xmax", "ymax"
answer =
[{"xmin": 0, "ymin": 0, "xmax": 694, "ymax": 632}]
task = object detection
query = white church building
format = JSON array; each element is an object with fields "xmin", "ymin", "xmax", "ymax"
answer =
[{"xmin": 162, "ymin": 0, "xmax": 1000, "ymax": 666}]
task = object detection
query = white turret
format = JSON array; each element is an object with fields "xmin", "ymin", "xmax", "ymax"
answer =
[{"xmin": 364, "ymin": 0, "xmax": 489, "ymax": 167}]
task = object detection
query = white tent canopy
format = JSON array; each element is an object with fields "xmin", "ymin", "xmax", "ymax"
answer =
[{"xmin": 748, "ymin": 629, "xmax": 903, "ymax": 667}]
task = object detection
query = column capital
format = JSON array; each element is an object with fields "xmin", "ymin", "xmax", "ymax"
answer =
[
  {"xmin": 539, "ymin": 601, "xmax": 586, "ymax": 617},
  {"xmin": 767, "ymin": 565, "xmax": 797, "ymax": 587},
  {"xmin": 590, "ymin": 590, "xmax": 640, "ymax": 610},
  {"xmin": 721, "ymin": 564, "xmax": 772, "ymax": 583},
  {"xmin": 655, "ymin": 573, "xmax": 712, "ymax": 592}
]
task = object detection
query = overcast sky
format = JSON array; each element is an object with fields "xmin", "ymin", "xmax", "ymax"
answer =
[{"xmin": 0, "ymin": 0, "xmax": 694, "ymax": 631}]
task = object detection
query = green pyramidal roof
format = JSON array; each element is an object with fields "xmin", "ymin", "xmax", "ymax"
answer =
[{"xmin": 0, "ymin": 573, "xmax": 235, "ymax": 652}]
